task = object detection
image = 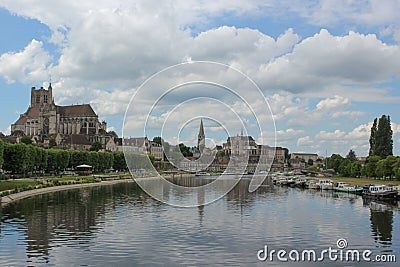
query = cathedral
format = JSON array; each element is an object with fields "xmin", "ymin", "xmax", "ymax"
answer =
[{"xmin": 11, "ymin": 84, "xmax": 112, "ymax": 149}]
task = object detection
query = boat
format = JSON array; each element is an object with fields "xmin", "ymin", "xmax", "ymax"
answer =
[
  {"xmin": 275, "ymin": 177, "xmax": 288, "ymax": 186},
  {"xmin": 306, "ymin": 180, "xmax": 320, "ymax": 190},
  {"xmin": 362, "ymin": 184, "xmax": 398, "ymax": 199},
  {"xmin": 333, "ymin": 182, "xmax": 363, "ymax": 194},
  {"xmin": 274, "ymin": 176, "xmax": 296, "ymax": 186},
  {"xmin": 195, "ymin": 172, "xmax": 211, "ymax": 176},
  {"xmin": 317, "ymin": 179, "xmax": 333, "ymax": 190},
  {"xmin": 294, "ymin": 176, "xmax": 307, "ymax": 188}
]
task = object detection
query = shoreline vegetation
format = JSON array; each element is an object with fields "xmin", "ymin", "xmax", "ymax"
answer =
[
  {"xmin": 2, "ymin": 172, "xmax": 400, "ymax": 206},
  {"xmin": 0, "ymin": 172, "xmax": 197, "ymax": 206}
]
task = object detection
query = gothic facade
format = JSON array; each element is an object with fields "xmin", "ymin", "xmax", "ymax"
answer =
[{"xmin": 11, "ymin": 85, "xmax": 111, "ymax": 149}]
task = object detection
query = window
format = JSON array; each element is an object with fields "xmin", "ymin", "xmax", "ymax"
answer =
[
  {"xmin": 44, "ymin": 95, "xmax": 48, "ymax": 103},
  {"xmin": 36, "ymin": 94, "xmax": 40, "ymax": 103}
]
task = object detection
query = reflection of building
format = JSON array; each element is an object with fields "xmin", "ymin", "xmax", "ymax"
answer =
[{"xmin": 10, "ymin": 85, "xmax": 112, "ymax": 149}]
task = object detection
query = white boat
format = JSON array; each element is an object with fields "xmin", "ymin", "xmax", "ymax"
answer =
[
  {"xmin": 195, "ymin": 172, "xmax": 211, "ymax": 176},
  {"xmin": 333, "ymin": 182, "xmax": 363, "ymax": 193},
  {"xmin": 317, "ymin": 179, "xmax": 333, "ymax": 190},
  {"xmin": 306, "ymin": 180, "xmax": 320, "ymax": 190},
  {"xmin": 362, "ymin": 184, "xmax": 398, "ymax": 199},
  {"xmin": 294, "ymin": 176, "xmax": 307, "ymax": 187}
]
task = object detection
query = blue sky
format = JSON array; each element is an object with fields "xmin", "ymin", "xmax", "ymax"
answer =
[{"xmin": 1, "ymin": 0, "xmax": 400, "ymax": 157}]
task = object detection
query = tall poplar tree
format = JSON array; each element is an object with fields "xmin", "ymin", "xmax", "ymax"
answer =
[
  {"xmin": 369, "ymin": 118, "xmax": 377, "ymax": 156},
  {"xmin": 369, "ymin": 115, "xmax": 393, "ymax": 158}
]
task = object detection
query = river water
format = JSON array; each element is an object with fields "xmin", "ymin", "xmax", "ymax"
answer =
[{"xmin": 0, "ymin": 176, "xmax": 399, "ymax": 266}]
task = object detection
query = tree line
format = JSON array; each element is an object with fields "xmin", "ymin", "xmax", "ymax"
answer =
[
  {"xmin": 0, "ymin": 139, "xmax": 138, "ymax": 175},
  {"xmin": 327, "ymin": 152, "xmax": 400, "ymax": 180},
  {"xmin": 326, "ymin": 115, "xmax": 398, "ymax": 180}
]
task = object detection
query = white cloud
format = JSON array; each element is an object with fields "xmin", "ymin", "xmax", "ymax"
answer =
[
  {"xmin": 1, "ymin": 0, "xmax": 400, "ymax": 157},
  {"xmin": 331, "ymin": 110, "xmax": 366, "ymax": 118},
  {"xmin": 0, "ymin": 39, "xmax": 51, "ymax": 84},
  {"xmin": 345, "ymin": 122, "xmax": 372, "ymax": 140},
  {"xmin": 258, "ymin": 29, "xmax": 400, "ymax": 94},
  {"xmin": 316, "ymin": 95, "xmax": 349, "ymax": 110},
  {"xmin": 2, "ymin": 126, "xmax": 11, "ymax": 135},
  {"xmin": 316, "ymin": 130, "xmax": 346, "ymax": 140},
  {"xmin": 276, "ymin": 128, "xmax": 304, "ymax": 141},
  {"xmin": 297, "ymin": 136, "xmax": 313, "ymax": 146}
]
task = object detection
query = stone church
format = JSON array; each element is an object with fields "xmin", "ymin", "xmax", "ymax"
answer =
[{"xmin": 11, "ymin": 84, "xmax": 112, "ymax": 149}]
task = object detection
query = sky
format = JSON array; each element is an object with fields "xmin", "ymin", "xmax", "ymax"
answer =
[{"xmin": 1, "ymin": 0, "xmax": 400, "ymax": 157}]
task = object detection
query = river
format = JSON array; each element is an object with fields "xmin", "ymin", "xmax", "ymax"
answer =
[{"xmin": 0, "ymin": 176, "xmax": 399, "ymax": 266}]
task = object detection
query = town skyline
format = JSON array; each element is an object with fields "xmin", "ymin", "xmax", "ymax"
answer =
[{"xmin": 1, "ymin": 1, "xmax": 400, "ymax": 157}]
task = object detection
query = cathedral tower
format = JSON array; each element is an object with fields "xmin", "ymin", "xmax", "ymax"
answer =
[{"xmin": 197, "ymin": 119, "xmax": 205, "ymax": 152}]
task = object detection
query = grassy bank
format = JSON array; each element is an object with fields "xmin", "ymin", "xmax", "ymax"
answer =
[
  {"xmin": 328, "ymin": 176, "xmax": 400, "ymax": 186},
  {"xmin": 0, "ymin": 173, "xmax": 132, "ymax": 197}
]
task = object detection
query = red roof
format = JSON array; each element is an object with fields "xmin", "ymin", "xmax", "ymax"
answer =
[
  {"xmin": 26, "ymin": 107, "xmax": 39, "ymax": 118},
  {"xmin": 56, "ymin": 104, "xmax": 97, "ymax": 117},
  {"xmin": 14, "ymin": 115, "xmax": 27, "ymax": 125}
]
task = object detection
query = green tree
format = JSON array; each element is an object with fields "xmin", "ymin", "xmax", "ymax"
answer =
[
  {"xmin": 88, "ymin": 151, "xmax": 99, "ymax": 171},
  {"xmin": 98, "ymin": 152, "xmax": 114, "ymax": 171},
  {"xmin": 392, "ymin": 157, "xmax": 400, "ymax": 181},
  {"xmin": 47, "ymin": 149, "xmax": 59, "ymax": 172},
  {"xmin": 3, "ymin": 143, "xmax": 30, "ymax": 174},
  {"xmin": 364, "ymin": 155, "xmax": 380, "ymax": 178},
  {"xmin": 346, "ymin": 149, "xmax": 357, "ymax": 162},
  {"xmin": 153, "ymin": 136, "xmax": 162, "ymax": 145},
  {"xmin": 0, "ymin": 140, "xmax": 5, "ymax": 169},
  {"xmin": 350, "ymin": 161, "xmax": 362, "ymax": 177},
  {"xmin": 108, "ymin": 131, "xmax": 118, "ymax": 138},
  {"xmin": 90, "ymin": 141, "xmax": 103, "ymax": 152},
  {"xmin": 376, "ymin": 156, "xmax": 396, "ymax": 179},
  {"xmin": 57, "ymin": 150, "xmax": 70, "ymax": 171},
  {"xmin": 113, "ymin": 151, "xmax": 127, "ymax": 171},
  {"xmin": 369, "ymin": 118, "xmax": 377, "ymax": 156},
  {"xmin": 69, "ymin": 150, "xmax": 89, "ymax": 168},
  {"xmin": 216, "ymin": 150, "xmax": 226, "ymax": 157},
  {"xmin": 48, "ymin": 139, "xmax": 57, "ymax": 148},
  {"xmin": 307, "ymin": 165, "xmax": 319, "ymax": 172},
  {"xmin": 371, "ymin": 115, "xmax": 393, "ymax": 158},
  {"xmin": 20, "ymin": 136, "xmax": 33, "ymax": 145},
  {"xmin": 283, "ymin": 148, "xmax": 289, "ymax": 160},
  {"xmin": 327, "ymin": 154, "xmax": 344, "ymax": 172},
  {"xmin": 179, "ymin": 143, "xmax": 193, "ymax": 157},
  {"xmin": 339, "ymin": 159, "xmax": 351, "ymax": 177},
  {"xmin": 148, "ymin": 154, "xmax": 155, "ymax": 165}
]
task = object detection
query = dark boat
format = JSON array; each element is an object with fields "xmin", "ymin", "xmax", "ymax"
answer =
[{"xmin": 362, "ymin": 184, "xmax": 398, "ymax": 199}]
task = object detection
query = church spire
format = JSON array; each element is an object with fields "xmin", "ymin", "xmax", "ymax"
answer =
[{"xmin": 197, "ymin": 119, "xmax": 205, "ymax": 151}]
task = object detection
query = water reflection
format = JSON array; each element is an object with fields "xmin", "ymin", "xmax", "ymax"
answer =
[
  {"xmin": 363, "ymin": 198, "xmax": 395, "ymax": 247},
  {"xmin": 0, "ymin": 177, "xmax": 398, "ymax": 266}
]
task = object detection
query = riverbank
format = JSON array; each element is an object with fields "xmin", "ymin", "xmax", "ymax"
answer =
[
  {"xmin": 1, "ymin": 178, "xmax": 134, "ymax": 205},
  {"xmin": 0, "ymin": 172, "xmax": 196, "ymax": 206},
  {"xmin": 328, "ymin": 176, "xmax": 400, "ymax": 186}
]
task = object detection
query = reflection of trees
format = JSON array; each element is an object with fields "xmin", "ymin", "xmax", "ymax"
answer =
[
  {"xmin": 367, "ymin": 200, "xmax": 394, "ymax": 246},
  {"xmin": 1, "ymin": 183, "xmax": 147, "ymax": 263}
]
